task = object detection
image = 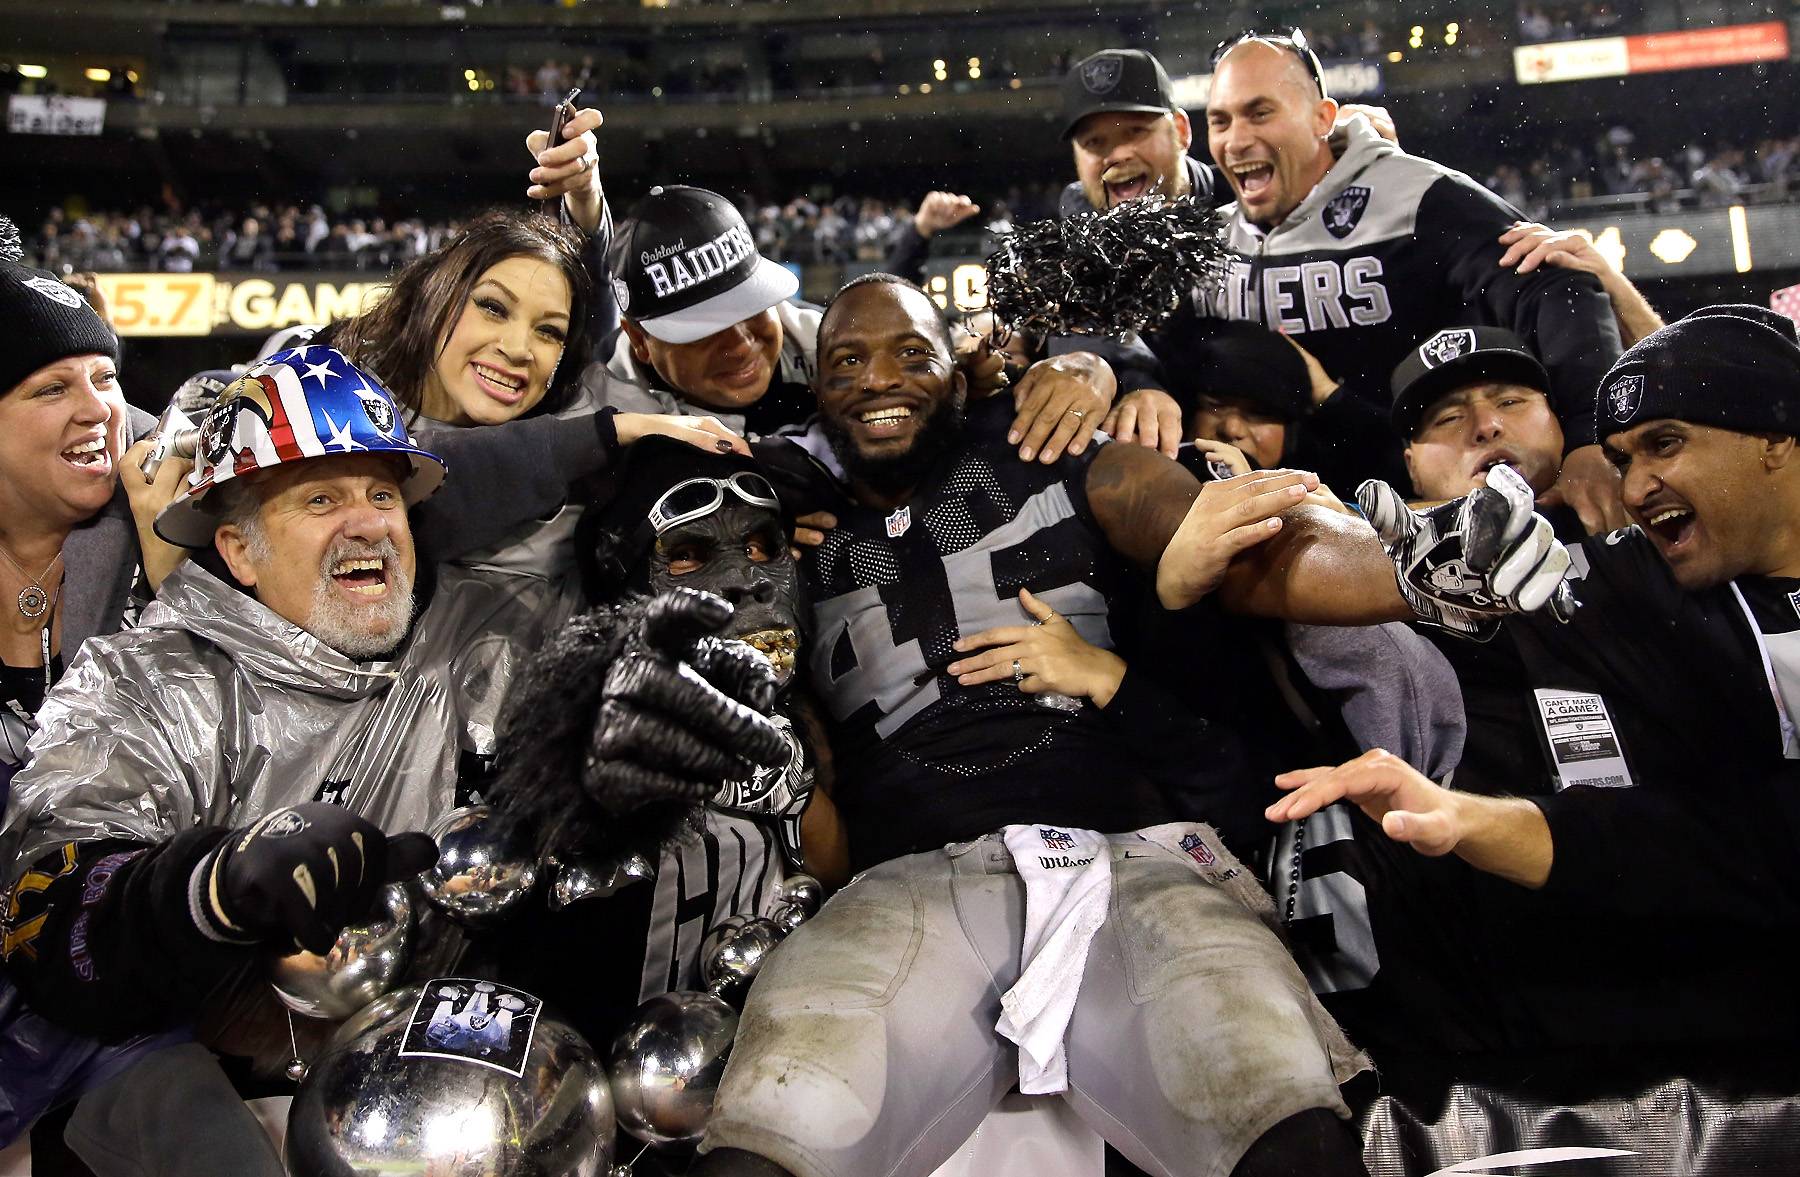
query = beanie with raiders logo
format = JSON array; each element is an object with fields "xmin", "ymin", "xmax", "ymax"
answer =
[
  {"xmin": 1389, "ymin": 326, "xmax": 1551, "ymax": 438},
  {"xmin": 1595, "ymin": 304, "xmax": 1800, "ymax": 441},
  {"xmin": 0, "ymin": 216, "xmax": 121, "ymax": 395},
  {"xmin": 607, "ymin": 186, "xmax": 798, "ymax": 345}
]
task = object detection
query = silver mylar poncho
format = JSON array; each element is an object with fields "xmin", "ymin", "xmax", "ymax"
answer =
[
  {"xmin": 1, "ymin": 560, "xmax": 567, "ymax": 878},
  {"xmin": 0, "ymin": 558, "xmax": 573, "ymax": 1071}
]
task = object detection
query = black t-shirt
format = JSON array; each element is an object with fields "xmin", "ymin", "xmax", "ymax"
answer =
[{"xmin": 1287, "ymin": 526, "xmax": 1800, "ymax": 1061}]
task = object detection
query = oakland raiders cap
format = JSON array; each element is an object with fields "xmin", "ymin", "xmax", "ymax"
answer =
[
  {"xmin": 607, "ymin": 185, "xmax": 799, "ymax": 345},
  {"xmin": 1390, "ymin": 326, "xmax": 1552, "ymax": 437},
  {"xmin": 1059, "ymin": 49, "xmax": 1178, "ymax": 141}
]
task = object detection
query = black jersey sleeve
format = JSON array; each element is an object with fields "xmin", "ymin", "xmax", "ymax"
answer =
[{"xmin": 1416, "ymin": 175, "xmax": 1623, "ymax": 450}]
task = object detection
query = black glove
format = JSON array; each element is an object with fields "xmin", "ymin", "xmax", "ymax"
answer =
[
  {"xmin": 583, "ymin": 588, "xmax": 789, "ymax": 815},
  {"xmin": 195, "ymin": 803, "xmax": 439, "ymax": 954},
  {"xmin": 1357, "ymin": 462, "xmax": 1577, "ymax": 640}
]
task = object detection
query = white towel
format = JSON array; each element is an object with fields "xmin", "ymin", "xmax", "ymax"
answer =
[{"xmin": 995, "ymin": 825, "xmax": 1112, "ymax": 1094}]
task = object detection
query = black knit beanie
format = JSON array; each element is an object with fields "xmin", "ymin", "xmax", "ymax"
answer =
[
  {"xmin": 1597, "ymin": 304, "xmax": 1800, "ymax": 440},
  {"xmin": 0, "ymin": 216, "xmax": 121, "ymax": 395}
]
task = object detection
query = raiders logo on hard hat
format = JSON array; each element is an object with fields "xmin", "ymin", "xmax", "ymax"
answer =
[
  {"xmin": 1079, "ymin": 54, "xmax": 1124, "ymax": 94},
  {"xmin": 1419, "ymin": 328, "xmax": 1478, "ymax": 368},
  {"xmin": 201, "ymin": 373, "xmax": 278, "ymax": 466},
  {"xmin": 1606, "ymin": 373, "xmax": 1644, "ymax": 422}
]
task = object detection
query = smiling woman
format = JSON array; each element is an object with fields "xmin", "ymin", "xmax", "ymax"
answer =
[
  {"xmin": 336, "ymin": 210, "xmax": 595, "ymax": 428},
  {"xmin": 0, "ymin": 223, "xmax": 139, "ymax": 756}
]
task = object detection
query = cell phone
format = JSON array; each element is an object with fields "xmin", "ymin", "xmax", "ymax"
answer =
[{"xmin": 541, "ymin": 87, "xmax": 580, "ymax": 209}]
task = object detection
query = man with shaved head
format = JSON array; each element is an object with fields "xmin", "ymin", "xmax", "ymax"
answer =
[
  {"xmin": 1193, "ymin": 32, "xmax": 1625, "ymax": 519},
  {"xmin": 1046, "ymin": 47, "xmax": 1400, "ymax": 458}
]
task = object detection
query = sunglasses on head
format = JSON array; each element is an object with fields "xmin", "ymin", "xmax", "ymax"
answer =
[
  {"xmin": 1210, "ymin": 28, "xmax": 1328, "ymax": 98},
  {"xmin": 647, "ymin": 471, "xmax": 781, "ymax": 535}
]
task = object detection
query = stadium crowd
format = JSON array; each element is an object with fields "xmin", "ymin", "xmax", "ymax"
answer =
[
  {"xmin": 20, "ymin": 122, "xmax": 1800, "ymax": 280},
  {"xmin": 2, "ymin": 31, "xmax": 1799, "ymax": 1177}
]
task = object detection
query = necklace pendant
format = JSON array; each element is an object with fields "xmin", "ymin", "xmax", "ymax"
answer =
[{"xmin": 18, "ymin": 585, "xmax": 47, "ymax": 619}]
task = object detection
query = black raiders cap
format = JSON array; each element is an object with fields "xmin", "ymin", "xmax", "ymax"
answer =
[
  {"xmin": 1390, "ymin": 326, "xmax": 1552, "ymax": 437},
  {"xmin": 607, "ymin": 185, "xmax": 799, "ymax": 345},
  {"xmin": 1059, "ymin": 49, "xmax": 1178, "ymax": 141}
]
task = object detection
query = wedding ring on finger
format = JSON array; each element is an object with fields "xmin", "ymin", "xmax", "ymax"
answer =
[
  {"xmin": 577, "ymin": 151, "xmax": 597, "ymax": 172},
  {"xmin": 1012, "ymin": 658, "xmax": 1026, "ymax": 685},
  {"xmin": 1065, "ymin": 408, "xmax": 1086, "ymax": 420}
]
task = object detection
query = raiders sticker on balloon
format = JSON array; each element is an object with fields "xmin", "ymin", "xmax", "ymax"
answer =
[{"xmin": 397, "ymin": 978, "xmax": 542, "ymax": 1078}]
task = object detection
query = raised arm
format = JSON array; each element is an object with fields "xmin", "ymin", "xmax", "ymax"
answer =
[{"xmin": 1087, "ymin": 444, "xmax": 1574, "ymax": 630}]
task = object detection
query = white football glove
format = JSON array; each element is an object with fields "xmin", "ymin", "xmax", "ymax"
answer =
[{"xmin": 1356, "ymin": 463, "xmax": 1577, "ymax": 640}]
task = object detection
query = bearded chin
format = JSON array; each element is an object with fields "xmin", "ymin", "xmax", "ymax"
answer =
[{"xmin": 823, "ymin": 396, "xmax": 965, "ymax": 498}]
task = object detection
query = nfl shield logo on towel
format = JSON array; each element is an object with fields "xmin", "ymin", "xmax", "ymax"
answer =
[{"xmin": 1322, "ymin": 186, "xmax": 1370, "ymax": 239}]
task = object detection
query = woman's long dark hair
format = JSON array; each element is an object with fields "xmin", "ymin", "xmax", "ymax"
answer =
[{"xmin": 337, "ymin": 210, "xmax": 594, "ymax": 418}]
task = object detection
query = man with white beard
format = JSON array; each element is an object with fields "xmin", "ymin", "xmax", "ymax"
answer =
[{"xmin": 0, "ymin": 346, "xmax": 781, "ymax": 1176}]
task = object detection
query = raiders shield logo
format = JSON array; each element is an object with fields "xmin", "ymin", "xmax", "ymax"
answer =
[
  {"xmin": 1079, "ymin": 54, "xmax": 1123, "ymax": 94},
  {"xmin": 1419, "ymin": 328, "xmax": 1477, "ymax": 368},
  {"xmin": 1322, "ymin": 186, "xmax": 1370, "ymax": 240},
  {"xmin": 611, "ymin": 276, "xmax": 631, "ymax": 316},
  {"xmin": 359, "ymin": 391, "xmax": 397, "ymax": 436},
  {"xmin": 23, "ymin": 275, "xmax": 82, "ymax": 309},
  {"xmin": 1606, "ymin": 374, "xmax": 1644, "ymax": 422}
]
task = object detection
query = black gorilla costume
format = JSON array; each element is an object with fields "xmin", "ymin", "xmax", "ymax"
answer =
[{"xmin": 468, "ymin": 437, "xmax": 824, "ymax": 1051}]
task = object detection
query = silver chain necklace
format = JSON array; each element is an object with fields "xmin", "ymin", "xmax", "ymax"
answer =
[{"xmin": 0, "ymin": 543, "xmax": 61, "ymax": 620}]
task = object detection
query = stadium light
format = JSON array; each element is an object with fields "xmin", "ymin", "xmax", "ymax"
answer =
[
  {"xmin": 85, "ymin": 68, "xmax": 111, "ymax": 82},
  {"xmin": 920, "ymin": 82, "xmax": 933, "ymax": 94},
  {"xmin": 1409, "ymin": 25, "xmax": 1424, "ymax": 49},
  {"xmin": 1388, "ymin": 50, "xmax": 1404, "ymax": 62},
  {"xmin": 17, "ymin": 64, "xmax": 47, "ymax": 79}
]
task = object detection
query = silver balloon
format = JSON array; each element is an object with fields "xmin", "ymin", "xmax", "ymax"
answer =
[
  {"xmin": 775, "ymin": 874, "xmax": 822, "ymax": 916},
  {"xmin": 287, "ymin": 981, "xmax": 614, "ymax": 1177},
  {"xmin": 268, "ymin": 884, "xmax": 412, "ymax": 1020},
  {"xmin": 547, "ymin": 851, "xmax": 653, "ymax": 910},
  {"xmin": 419, "ymin": 805, "xmax": 539, "ymax": 927},
  {"xmin": 607, "ymin": 991, "xmax": 738, "ymax": 1147},
  {"xmin": 769, "ymin": 902, "xmax": 808, "ymax": 938},
  {"xmin": 696, "ymin": 915, "xmax": 749, "ymax": 973},
  {"xmin": 701, "ymin": 917, "xmax": 781, "ymax": 1002}
]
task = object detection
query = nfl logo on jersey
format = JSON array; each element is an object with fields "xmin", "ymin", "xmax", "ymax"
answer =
[
  {"xmin": 1178, "ymin": 832, "xmax": 1215, "ymax": 866},
  {"xmin": 886, "ymin": 506, "xmax": 912, "ymax": 537}
]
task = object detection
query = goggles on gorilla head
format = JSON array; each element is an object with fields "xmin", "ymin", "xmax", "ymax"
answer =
[{"xmin": 647, "ymin": 471, "xmax": 781, "ymax": 535}]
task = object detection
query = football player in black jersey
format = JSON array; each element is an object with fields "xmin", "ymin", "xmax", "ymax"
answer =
[
  {"xmin": 691, "ymin": 274, "xmax": 1575, "ymax": 1177},
  {"xmin": 1271, "ymin": 305, "xmax": 1800, "ymax": 1062}
]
